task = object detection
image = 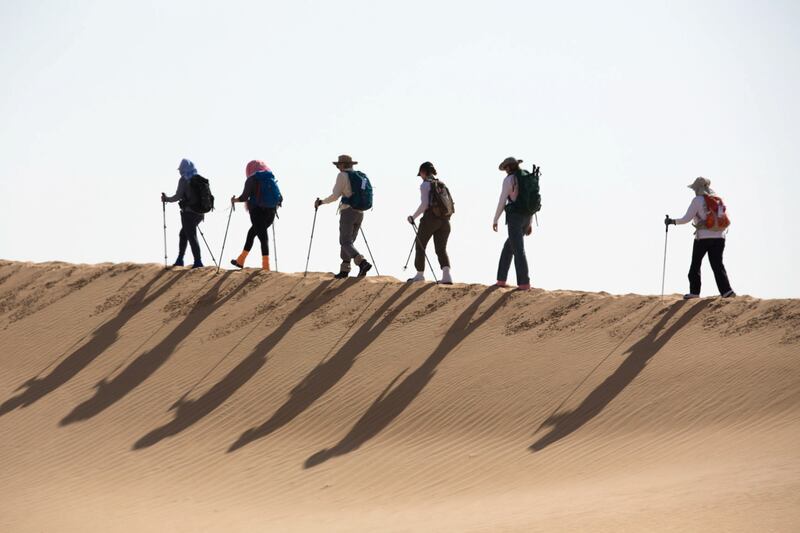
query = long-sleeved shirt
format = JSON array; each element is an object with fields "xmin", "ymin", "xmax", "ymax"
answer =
[
  {"xmin": 410, "ymin": 180, "xmax": 432, "ymax": 220},
  {"xmin": 493, "ymin": 174, "xmax": 519, "ymax": 224},
  {"xmin": 235, "ymin": 175, "xmax": 256, "ymax": 203},
  {"xmin": 320, "ymin": 171, "xmax": 353, "ymax": 210},
  {"xmin": 164, "ymin": 177, "xmax": 199, "ymax": 212},
  {"xmin": 674, "ymin": 195, "xmax": 726, "ymax": 239}
]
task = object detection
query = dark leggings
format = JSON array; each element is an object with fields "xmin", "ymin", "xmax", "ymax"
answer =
[
  {"xmin": 243, "ymin": 206, "xmax": 275, "ymax": 256},
  {"xmin": 688, "ymin": 238, "xmax": 732, "ymax": 295},
  {"xmin": 178, "ymin": 211, "xmax": 203, "ymax": 262},
  {"xmin": 414, "ymin": 214, "xmax": 451, "ymax": 272}
]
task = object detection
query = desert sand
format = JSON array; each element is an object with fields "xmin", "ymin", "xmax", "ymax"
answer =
[{"xmin": 0, "ymin": 260, "xmax": 798, "ymax": 532}]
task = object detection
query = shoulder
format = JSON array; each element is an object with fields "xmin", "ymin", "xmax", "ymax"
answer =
[{"xmin": 420, "ymin": 180, "xmax": 431, "ymax": 190}]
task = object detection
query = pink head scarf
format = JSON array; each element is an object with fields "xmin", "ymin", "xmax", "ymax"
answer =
[{"xmin": 246, "ymin": 160, "xmax": 270, "ymax": 178}]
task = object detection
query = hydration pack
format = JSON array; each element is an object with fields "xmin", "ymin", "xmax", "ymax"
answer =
[
  {"xmin": 188, "ymin": 175, "xmax": 214, "ymax": 214},
  {"xmin": 506, "ymin": 165, "xmax": 541, "ymax": 216},
  {"xmin": 249, "ymin": 171, "xmax": 283, "ymax": 209},
  {"xmin": 341, "ymin": 170, "xmax": 373, "ymax": 211},
  {"xmin": 428, "ymin": 178, "xmax": 455, "ymax": 218},
  {"xmin": 700, "ymin": 194, "xmax": 730, "ymax": 231}
]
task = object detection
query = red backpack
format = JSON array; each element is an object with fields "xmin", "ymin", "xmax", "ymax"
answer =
[{"xmin": 702, "ymin": 195, "xmax": 731, "ymax": 230}]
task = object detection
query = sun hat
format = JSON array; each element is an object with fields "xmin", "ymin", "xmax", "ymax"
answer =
[
  {"xmin": 498, "ymin": 156, "xmax": 523, "ymax": 171},
  {"xmin": 333, "ymin": 154, "xmax": 358, "ymax": 167},
  {"xmin": 687, "ymin": 177, "xmax": 714, "ymax": 195}
]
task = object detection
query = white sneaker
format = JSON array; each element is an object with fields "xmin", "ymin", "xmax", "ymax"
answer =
[
  {"xmin": 407, "ymin": 272, "xmax": 425, "ymax": 282},
  {"xmin": 683, "ymin": 293, "xmax": 700, "ymax": 300},
  {"xmin": 440, "ymin": 267, "xmax": 453, "ymax": 285}
]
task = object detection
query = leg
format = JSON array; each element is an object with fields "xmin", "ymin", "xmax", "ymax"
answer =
[
  {"xmin": 177, "ymin": 226, "xmax": 188, "ymax": 261},
  {"xmin": 496, "ymin": 238, "xmax": 514, "ymax": 283},
  {"xmin": 339, "ymin": 209, "xmax": 363, "ymax": 272},
  {"xmin": 507, "ymin": 213, "xmax": 530, "ymax": 285},
  {"xmin": 688, "ymin": 239, "xmax": 708, "ymax": 295},
  {"xmin": 432, "ymin": 218, "xmax": 451, "ymax": 269},
  {"xmin": 414, "ymin": 215, "xmax": 436, "ymax": 272},
  {"xmin": 250, "ymin": 207, "xmax": 270, "ymax": 257},
  {"xmin": 707, "ymin": 239, "xmax": 732, "ymax": 295},
  {"xmin": 185, "ymin": 212, "xmax": 203, "ymax": 264}
]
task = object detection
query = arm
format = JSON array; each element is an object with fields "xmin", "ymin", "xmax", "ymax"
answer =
[
  {"xmin": 493, "ymin": 176, "xmax": 513, "ymax": 225},
  {"xmin": 163, "ymin": 178, "xmax": 185, "ymax": 203},
  {"xmin": 410, "ymin": 181, "xmax": 431, "ymax": 220},
  {"xmin": 320, "ymin": 172, "xmax": 348, "ymax": 205},
  {"xmin": 674, "ymin": 197, "xmax": 702, "ymax": 225},
  {"xmin": 234, "ymin": 176, "xmax": 255, "ymax": 203}
]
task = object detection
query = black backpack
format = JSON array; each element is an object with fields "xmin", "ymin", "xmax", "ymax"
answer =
[
  {"xmin": 188, "ymin": 175, "xmax": 214, "ymax": 214},
  {"xmin": 428, "ymin": 178, "xmax": 455, "ymax": 219},
  {"xmin": 507, "ymin": 165, "xmax": 541, "ymax": 216}
]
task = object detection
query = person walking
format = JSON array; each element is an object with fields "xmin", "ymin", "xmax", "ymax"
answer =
[
  {"xmin": 407, "ymin": 161, "xmax": 454, "ymax": 284},
  {"xmin": 314, "ymin": 154, "xmax": 373, "ymax": 279},
  {"xmin": 230, "ymin": 160, "xmax": 283, "ymax": 271},
  {"xmin": 665, "ymin": 177, "xmax": 736, "ymax": 299},
  {"xmin": 493, "ymin": 156, "xmax": 540, "ymax": 290},
  {"xmin": 161, "ymin": 158, "xmax": 208, "ymax": 268}
]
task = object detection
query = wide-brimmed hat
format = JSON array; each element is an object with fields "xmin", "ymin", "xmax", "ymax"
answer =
[
  {"xmin": 499, "ymin": 156, "xmax": 523, "ymax": 171},
  {"xmin": 332, "ymin": 154, "xmax": 358, "ymax": 167},
  {"xmin": 687, "ymin": 176, "xmax": 714, "ymax": 195}
]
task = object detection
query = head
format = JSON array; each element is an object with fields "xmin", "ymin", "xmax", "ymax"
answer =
[
  {"xmin": 246, "ymin": 160, "xmax": 270, "ymax": 178},
  {"xmin": 688, "ymin": 176, "xmax": 714, "ymax": 196},
  {"xmin": 333, "ymin": 154, "xmax": 357, "ymax": 171},
  {"xmin": 498, "ymin": 156, "xmax": 522, "ymax": 174},
  {"xmin": 178, "ymin": 158, "xmax": 197, "ymax": 180},
  {"xmin": 417, "ymin": 161, "xmax": 437, "ymax": 179}
]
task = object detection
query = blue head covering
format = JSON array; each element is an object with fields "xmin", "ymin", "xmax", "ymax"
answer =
[{"xmin": 178, "ymin": 158, "xmax": 197, "ymax": 180}]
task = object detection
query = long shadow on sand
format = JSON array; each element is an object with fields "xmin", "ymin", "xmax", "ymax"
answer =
[
  {"xmin": 530, "ymin": 299, "xmax": 712, "ymax": 452},
  {"xmin": 0, "ymin": 270, "xmax": 185, "ymax": 417},
  {"xmin": 133, "ymin": 278, "xmax": 358, "ymax": 450},
  {"xmin": 60, "ymin": 271, "xmax": 256, "ymax": 425},
  {"xmin": 305, "ymin": 286, "xmax": 510, "ymax": 468},
  {"xmin": 229, "ymin": 282, "xmax": 433, "ymax": 452}
]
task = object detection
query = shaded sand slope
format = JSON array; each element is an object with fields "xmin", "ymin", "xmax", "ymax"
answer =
[{"xmin": 0, "ymin": 260, "xmax": 798, "ymax": 532}]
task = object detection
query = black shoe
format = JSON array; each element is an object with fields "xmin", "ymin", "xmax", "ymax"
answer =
[
  {"xmin": 333, "ymin": 271, "xmax": 350, "ymax": 279},
  {"xmin": 357, "ymin": 261, "xmax": 372, "ymax": 277}
]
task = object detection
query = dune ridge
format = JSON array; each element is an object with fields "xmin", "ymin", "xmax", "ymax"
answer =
[{"xmin": 0, "ymin": 260, "xmax": 798, "ymax": 532}]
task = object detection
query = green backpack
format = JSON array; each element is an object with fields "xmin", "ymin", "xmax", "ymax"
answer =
[{"xmin": 506, "ymin": 165, "xmax": 541, "ymax": 216}]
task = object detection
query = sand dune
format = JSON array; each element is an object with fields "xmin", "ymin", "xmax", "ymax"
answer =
[{"xmin": 0, "ymin": 260, "xmax": 798, "ymax": 532}]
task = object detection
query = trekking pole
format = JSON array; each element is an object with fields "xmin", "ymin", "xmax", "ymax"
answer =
[
  {"xmin": 661, "ymin": 215, "xmax": 669, "ymax": 301},
  {"xmin": 409, "ymin": 220, "xmax": 439, "ymax": 284},
  {"xmin": 402, "ymin": 238, "xmax": 416, "ymax": 270},
  {"xmin": 198, "ymin": 225, "xmax": 218, "ymax": 268},
  {"xmin": 162, "ymin": 201, "xmax": 168, "ymax": 269},
  {"xmin": 359, "ymin": 226, "xmax": 380, "ymax": 276},
  {"xmin": 304, "ymin": 204, "xmax": 319, "ymax": 277},
  {"xmin": 217, "ymin": 206, "xmax": 233, "ymax": 275},
  {"xmin": 272, "ymin": 222, "xmax": 279, "ymax": 272}
]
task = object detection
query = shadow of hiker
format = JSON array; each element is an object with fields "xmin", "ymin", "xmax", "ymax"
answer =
[
  {"xmin": 60, "ymin": 271, "xmax": 256, "ymax": 426},
  {"xmin": 229, "ymin": 282, "xmax": 434, "ymax": 452},
  {"xmin": 305, "ymin": 286, "xmax": 510, "ymax": 468},
  {"xmin": 530, "ymin": 299, "xmax": 712, "ymax": 452},
  {"xmin": 133, "ymin": 278, "xmax": 359, "ymax": 450},
  {"xmin": 0, "ymin": 270, "xmax": 186, "ymax": 418}
]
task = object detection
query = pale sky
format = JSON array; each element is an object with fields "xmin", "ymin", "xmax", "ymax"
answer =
[{"xmin": 1, "ymin": 0, "xmax": 798, "ymax": 298}]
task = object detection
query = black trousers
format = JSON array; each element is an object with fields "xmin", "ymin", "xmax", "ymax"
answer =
[
  {"xmin": 243, "ymin": 206, "xmax": 276, "ymax": 256},
  {"xmin": 688, "ymin": 238, "xmax": 732, "ymax": 295},
  {"xmin": 414, "ymin": 214, "xmax": 451, "ymax": 272},
  {"xmin": 497, "ymin": 212, "xmax": 531, "ymax": 285},
  {"xmin": 178, "ymin": 211, "xmax": 203, "ymax": 262}
]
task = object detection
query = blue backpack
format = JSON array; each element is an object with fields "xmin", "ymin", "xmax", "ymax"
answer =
[
  {"xmin": 249, "ymin": 171, "xmax": 283, "ymax": 209},
  {"xmin": 341, "ymin": 170, "xmax": 373, "ymax": 211}
]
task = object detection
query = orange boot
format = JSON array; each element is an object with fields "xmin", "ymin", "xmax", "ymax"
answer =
[
  {"xmin": 262, "ymin": 255, "xmax": 270, "ymax": 271},
  {"xmin": 231, "ymin": 250, "xmax": 248, "ymax": 269}
]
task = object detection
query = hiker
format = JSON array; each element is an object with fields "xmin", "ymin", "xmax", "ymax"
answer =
[
  {"xmin": 161, "ymin": 158, "xmax": 213, "ymax": 268},
  {"xmin": 665, "ymin": 177, "xmax": 735, "ymax": 299},
  {"xmin": 492, "ymin": 156, "xmax": 541, "ymax": 290},
  {"xmin": 406, "ymin": 161, "xmax": 454, "ymax": 284},
  {"xmin": 314, "ymin": 154, "xmax": 373, "ymax": 278},
  {"xmin": 229, "ymin": 160, "xmax": 283, "ymax": 271}
]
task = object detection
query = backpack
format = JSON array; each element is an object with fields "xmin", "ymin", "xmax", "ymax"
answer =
[
  {"xmin": 188, "ymin": 175, "xmax": 214, "ymax": 214},
  {"xmin": 249, "ymin": 170, "xmax": 283, "ymax": 209},
  {"xmin": 701, "ymin": 194, "xmax": 731, "ymax": 230},
  {"xmin": 506, "ymin": 165, "xmax": 541, "ymax": 216},
  {"xmin": 341, "ymin": 170, "xmax": 373, "ymax": 211},
  {"xmin": 428, "ymin": 178, "xmax": 455, "ymax": 218}
]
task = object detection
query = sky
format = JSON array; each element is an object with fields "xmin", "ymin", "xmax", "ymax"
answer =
[{"xmin": 1, "ymin": 0, "xmax": 798, "ymax": 298}]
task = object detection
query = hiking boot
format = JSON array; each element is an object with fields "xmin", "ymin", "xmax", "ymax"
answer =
[
  {"xmin": 357, "ymin": 261, "xmax": 372, "ymax": 277},
  {"xmin": 173, "ymin": 258, "xmax": 185, "ymax": 267},
  {"xmin": 721, "ymin": 290, "xmax": 737, "ymax": 298},
  {"xmin": 683, "ymin": 293, "xmax": 700, "ymax": 300},
  {"xmin": 334, "ymin": 271, "xmax": 350, "ymax": 279},
  {"xmin": 230, "ymin": 259, "xmax": 244, "ymax": 269},
  {"xmin": 262, "ymin": 255, "xmax": 270, "ymax": 271},
  {"xmin": 407, "ymin": 272, "xmax": 425, "ymax": 283},
  {"xmin": 440, "ymin": 267, "xmax": 453, "ymax": 285},
  {"xmin": 517, "ymin": 284, "xmax": 531, "ymax": 291},
  {"xmin": 231, "ymin": 251, "xmax": 248, "ymax": 269},
  {"xmin": 495, "ymin": 281, "xmax": 508, "ymax": 287},
  {"xmin": 191, "ymin": 260, "xmax": 204, "ymax": 269}
]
